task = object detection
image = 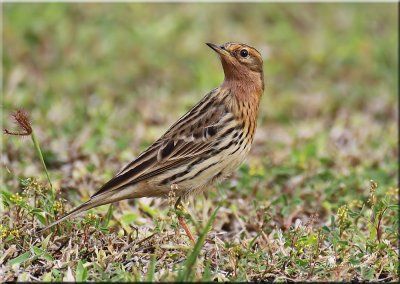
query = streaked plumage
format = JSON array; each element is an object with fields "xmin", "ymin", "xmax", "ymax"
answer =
[{"xmin": 40, "ymin": 42, "xmax": 264, "ymax": 231}]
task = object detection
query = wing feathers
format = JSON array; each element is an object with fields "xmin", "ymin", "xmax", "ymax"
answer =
[{"xmin": 91, "ymin": 87, "xmax": 233, "ymax": 198}]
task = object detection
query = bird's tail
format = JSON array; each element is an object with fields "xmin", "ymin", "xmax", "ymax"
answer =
[
  {"xmin": 38, "ymin": 188, "xmax": 136, "ymax": 233},
  {"xmin": 37, "ymin": 195, "xmax": 106, "ymax": 233}
]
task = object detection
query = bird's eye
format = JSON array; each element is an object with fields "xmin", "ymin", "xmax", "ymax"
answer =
[{"xmin": 239, "ymin": 49, "xmax": 249, "ymax": 58}]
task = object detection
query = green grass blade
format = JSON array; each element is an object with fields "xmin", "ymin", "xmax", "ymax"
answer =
[
  {"xmin": 177, "ymin": 205, "xmax": 220, "ymax": 282},
  {"xmin": 8, "ymin": 251, "xmax": 31, "ymax": 266},
  {"xmin": 31, "ymin": 130, "xmax": 52, "ymax": 190},
  {"xmin": 76, "ymin": 260, "xmax": 88, "ymax": 281},
  {"xmin": 146, "ymin": 254, "xmax": 156, "ymax": 282},
  {"xmin": 102, "ymin": 204, "xmax": 114, "ymax": 228}
]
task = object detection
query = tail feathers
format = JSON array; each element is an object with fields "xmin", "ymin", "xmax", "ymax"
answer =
[
  {"xmin": 38, "ymin": 185, "xmax": 145, "ymax": 234},
  {"xmin": 38, "ymin": 194, "xmax": 112, "ymax": 233}
]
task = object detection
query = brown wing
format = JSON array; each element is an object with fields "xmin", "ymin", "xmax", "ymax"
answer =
[{"xmin": 91, "ymin": 88, "xmax": 234, "ymax": 197}]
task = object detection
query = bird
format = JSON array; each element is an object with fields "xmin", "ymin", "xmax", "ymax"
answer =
[{"xmin": 40, "ymin": 42, "xmax": 264, "ymax": 238}]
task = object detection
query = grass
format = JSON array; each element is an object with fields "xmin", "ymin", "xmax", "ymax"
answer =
[{"xmin": 1, "ymin": 3, "xmax": 399, "ymax": 282}]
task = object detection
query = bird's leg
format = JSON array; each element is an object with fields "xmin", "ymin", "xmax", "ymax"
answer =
[{"xmin": 174, "ymin": 196, "xmax": 196, "ymax": 243}]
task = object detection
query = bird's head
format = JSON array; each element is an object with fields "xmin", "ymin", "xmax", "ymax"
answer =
[{"xmin": 206, "ymin": 42, "xmax": 264, "ymax": 93}]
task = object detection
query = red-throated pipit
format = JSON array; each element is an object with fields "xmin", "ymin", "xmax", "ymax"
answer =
[{"xmin": 40, "ymin": 42, "xmax": 264, "ymax": 241}]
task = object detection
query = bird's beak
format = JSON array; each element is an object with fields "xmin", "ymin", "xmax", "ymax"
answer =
[{"xmin": 206, "ymin": 43, "xmax": 229, "ymax": 57}]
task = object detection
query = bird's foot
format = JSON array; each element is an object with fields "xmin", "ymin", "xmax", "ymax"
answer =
[
  {"xmin": 178, "ymin": 215, "xmax": 195, "ymax": 243},
  {"xmin": 173, "ymin": 191, "xmax": 196, "ymax": 244}
]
